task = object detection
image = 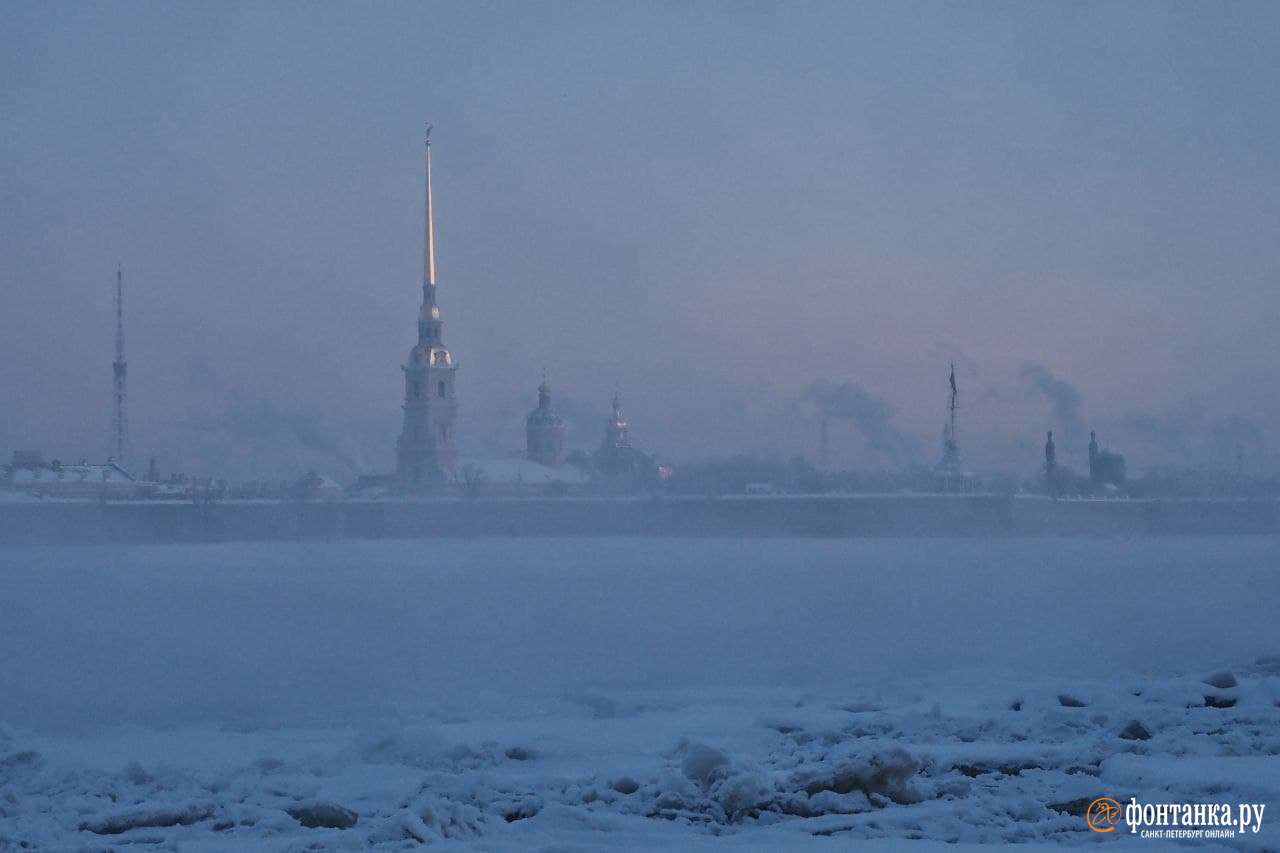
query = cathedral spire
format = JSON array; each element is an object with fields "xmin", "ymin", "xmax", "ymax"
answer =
[
  {"xmin": 423, "ymin": 123, "xmax": 436, "ymax": 289},
  {"xmin": 605, "ymin": 389, "xmax": 630, "ymax": 450},
  {"xmin": 416, "ymin": 124, "xmax": 446, "ymax": 349},
  {"xmin": 398, "ymin": 125, "xmax": 458, "ymax": 490}
]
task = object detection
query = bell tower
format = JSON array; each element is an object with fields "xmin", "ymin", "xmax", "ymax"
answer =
[
  {"xmin": 397, "ymin": 125, "xmax": 458, "ymax": 489},
  {"xmin": 526, "ymin": 375, "xmax": 566, "ymax": 467}
]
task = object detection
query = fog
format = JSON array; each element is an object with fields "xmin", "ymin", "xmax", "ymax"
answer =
[
  {"xmin": 4, "ymin": 8, "xmax": 1280, "ymax": 848},
  {"xmin": 2, "ymin": 537, "xmax": 1275, "ymax": 734},
  {"xmin": 3, "ymin": 3, "xmax": 1280, "ymax": 480}
]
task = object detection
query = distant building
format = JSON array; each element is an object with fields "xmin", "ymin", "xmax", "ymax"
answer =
[
  {"xmin": 397, "ymin": 127, "xmax": 458, "ymax": 490},
  {"xmin": 140, "ymin": 471, "xmax": 228, "ymax": 502},
  {"xmin": 594, "ymin": 392, "xmax": 655, "ymax": 485},
  {"xmin": 9, "ymin": 450, "xmax": 48, "ymax": 471},
  {"xmin": 4, "ymin": 453, "xmax": 138, "ymax": 499},
  {"xmin": 1088, "ymin": 431, "xmax": 1126, "ymax": 489},
  {"xmin": 453, "ymin": 457, "xmax": 588, "ymax": 497},
  {"xmin": 346, "ymin": 473, "xmax": 397, "ymax": 500},
  {"xmin": 597, "ymin": 392, "xmax": 633, "ymax": 475},
  {"xmin": 291, "ymin": 471, "xmax": 343, "ymax": 502},
  {"xmin": 526, "ymin": 378, "xmax": 566, "ymax": 467}
]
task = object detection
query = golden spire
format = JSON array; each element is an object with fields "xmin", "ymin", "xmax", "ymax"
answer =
[{"xmin": 424, "ymin": 122, "xmax": 436, "ymax": 287}]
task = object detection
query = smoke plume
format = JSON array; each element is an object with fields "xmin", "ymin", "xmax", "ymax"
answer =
[
  {"xmin": 803, "ymin": 379, "xmax": 920, "ymax": 469},
  {"xmin": 1018, "ymin": 363, "xmax": 1084, "ymax": 442}
]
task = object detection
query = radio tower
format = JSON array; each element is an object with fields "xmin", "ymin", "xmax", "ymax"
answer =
[
  {"xmin": 935, "ymin": 363, "xmax": 960, "ymax": 474},
  {"xmin": 112, "ymin": 265, "xmax": 129, "ymax": 468}
]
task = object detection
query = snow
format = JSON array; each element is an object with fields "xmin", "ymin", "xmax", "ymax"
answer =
[
  {"xmin": 9, "ymin": 463, "xmax": 134, "ymax": 488},
  {"xmin": 0, "ymin": 537, "xmax": 1276, "ymax": 849}
]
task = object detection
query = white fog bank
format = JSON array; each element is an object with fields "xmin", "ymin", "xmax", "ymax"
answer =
[{"xmin": 0, "ymin": 537, "xmax": 1275, "ymax": 734}]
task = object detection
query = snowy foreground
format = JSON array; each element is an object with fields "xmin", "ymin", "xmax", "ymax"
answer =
[
  {"xmin": 3, "ymin": 668, "xmax": 1280, "ymax": 850},
  {"xmin": 0, "ymin": 538, "xmax": 1277, "ymax": 850}
]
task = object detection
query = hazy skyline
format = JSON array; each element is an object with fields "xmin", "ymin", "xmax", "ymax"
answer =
[{"xmin": 3, "ymin": 1, "xmax": 1278, "ymax": 480}]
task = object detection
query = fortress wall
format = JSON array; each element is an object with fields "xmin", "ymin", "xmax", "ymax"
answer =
[{"xmin": 0, "ymin": 494, "xmax": 1273, "ymax": 546}]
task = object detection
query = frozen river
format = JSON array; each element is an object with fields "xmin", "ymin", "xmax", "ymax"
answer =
[{"xmin": 1, "ymin": 537, "xmax": 1275, "ymax": 732}]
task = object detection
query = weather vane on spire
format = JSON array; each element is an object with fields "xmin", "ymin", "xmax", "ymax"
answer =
[{"xmin": 424, "ymin": 122, "xmax": 433, "ymax": 146}]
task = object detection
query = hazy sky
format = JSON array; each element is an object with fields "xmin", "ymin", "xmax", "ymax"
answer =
[{"xmin": 3, "ymin": 1, "xmax": 1278, "ymax": 480}]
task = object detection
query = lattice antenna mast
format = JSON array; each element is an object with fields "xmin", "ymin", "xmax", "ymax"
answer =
[
  {"xmin": 112, "ymin": 265, "xmax": 129, "ymax": 466},
  {"xmin": 947, "ymin": 363, "xmax": 958, "ymax": 447},
  {"xmin": 937, "ymin": 363, "xmax": 960, "ymax": 472}
]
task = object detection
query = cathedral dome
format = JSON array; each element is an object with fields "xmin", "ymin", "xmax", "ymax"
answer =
[{"xmin": 527, "ymin": 382, "xmax": 564, "ymax": 428}]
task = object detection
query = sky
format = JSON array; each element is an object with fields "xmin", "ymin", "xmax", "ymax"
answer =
[{"xmin": 2, "ymin": 1, "xmax": 1279, "ymax": 481}]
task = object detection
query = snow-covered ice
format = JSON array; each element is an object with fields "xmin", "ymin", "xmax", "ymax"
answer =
[{"xmin": 0, "ymin": 537, "xmax": 1276, "ymax": 849}]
